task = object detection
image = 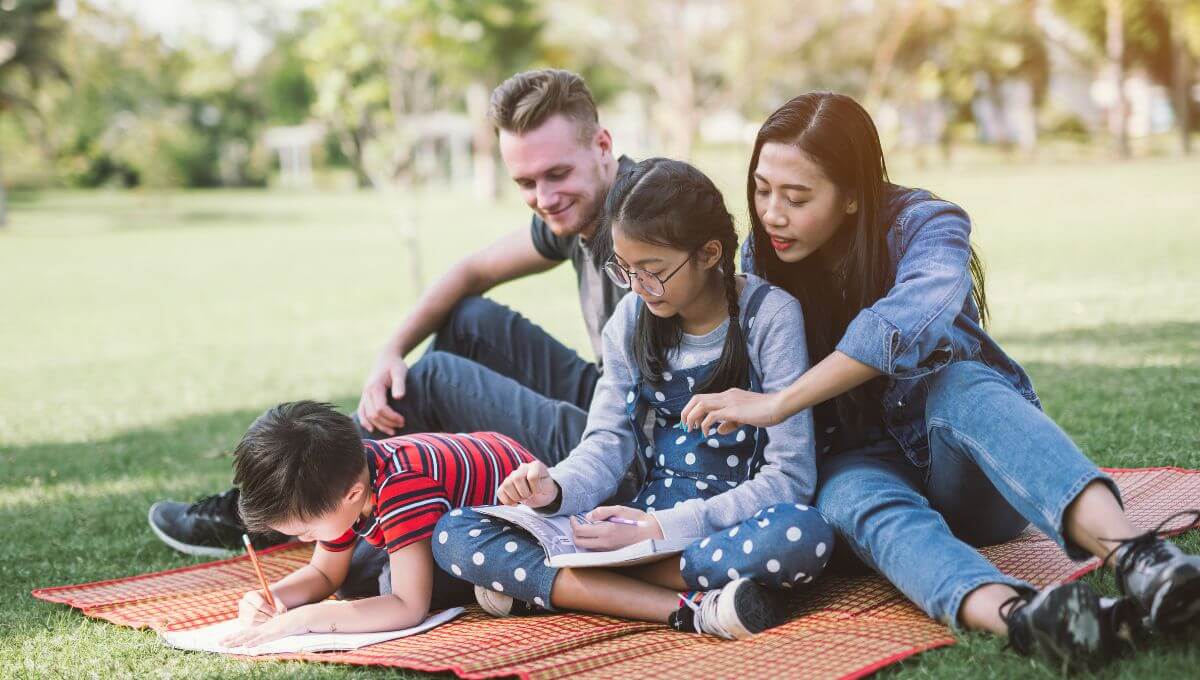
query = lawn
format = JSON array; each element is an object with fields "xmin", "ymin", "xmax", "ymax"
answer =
[{"xmin": 1, "ymin": 153, "xmax": 1198, "ymax": 678}]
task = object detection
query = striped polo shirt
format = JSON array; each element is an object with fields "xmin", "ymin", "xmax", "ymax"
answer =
[{"xmin": 320, "ymin": 432, "xmax": 533, "ymax": 554}]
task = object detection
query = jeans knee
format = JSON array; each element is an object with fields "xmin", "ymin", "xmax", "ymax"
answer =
[
  {"xmin": 924, "ymin": 360, "xmax": 1005, "ymax": 424},
  {"xmin": 440, "ymin": 296, "xmax": 507, "ymax": 341}
]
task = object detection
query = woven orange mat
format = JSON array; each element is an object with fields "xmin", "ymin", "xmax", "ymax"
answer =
[{"xmin": 32, "ymin": 467, "xmax": 1200, "ymax": 680}]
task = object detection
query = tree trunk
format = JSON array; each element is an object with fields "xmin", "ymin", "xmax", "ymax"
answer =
[
  {"xmin": 1106, "ymin": 0, "xmax": 1130, "ymax": 159},
  {"xmin": 1172, "ymin": 27, "xmax": 1193, "ymax": 155},
  {"xmin": 466, "ymin": 81, "xmax": 498, "ymax": 201},
  {"xmin": 865, "ymin": 0, "xmax": 924, "ymax": 107},
  {"xmin": 0, "ymin": 153, "xmax": 7, "ymax": 228}
]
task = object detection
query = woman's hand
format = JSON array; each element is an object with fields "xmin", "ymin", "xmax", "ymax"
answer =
[
  {"xmin": 571, "ymin": 506, "xmax": 664, "ymax": 550},
  {"xmin": 680, "ymin": 388, "xmax": 786, "ymax": 435},
  {"xmin": 497, "ymin": 460, "xmax": 560, "ymax": 508},
  {"xmin": 221, "ymin": 606, "xmax": 308, "ymax": 649},
  {"xmin": 235, "ymin": 589, "xmax": 287, "ymax": 627}
]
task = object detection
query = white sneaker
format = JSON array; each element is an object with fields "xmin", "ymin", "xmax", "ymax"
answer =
[{"xmin": 473, "ymin": 585, "xmax": 543, "ymax": 618}]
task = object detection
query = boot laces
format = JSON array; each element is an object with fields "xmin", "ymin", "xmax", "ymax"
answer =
[
  {"xmin": 1100, "ymin": 510, "xmax": 1200, "ymax": 591},
  {"xmin": 187, "ymin": 489, "xmax": 240, "ymax": 520}
]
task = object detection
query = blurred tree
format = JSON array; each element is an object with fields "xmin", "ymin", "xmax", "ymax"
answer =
[
  {"xmin": 432, "ymin": 0, "xmax": 543, "ymax": 200},
  {"xmin": 1055, "ymin": 0, "xmax": 1199, "ymax": 156},
  {"xmin": 300, "ymin": 0, "xmax": 543, "ymax": 193},
  {"xmin": 549, "ymin": 0, "xmax": 742, "ymax": 159},
  {"xmin": 0, "ymin": 0, "xmax": 68, "ymax": 226}
]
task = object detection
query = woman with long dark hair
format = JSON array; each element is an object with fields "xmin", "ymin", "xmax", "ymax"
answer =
[{"xmin": 681, "ymin": 93, "xmax": 1200, "ymax": 670}]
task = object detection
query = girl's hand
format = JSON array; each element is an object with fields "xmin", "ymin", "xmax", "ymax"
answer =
[
  {"xmin": 498, "ymin": 460, "xmax": 560, "ymax": 508},
  {"xmin": 235, "ymin": 589, "xmax": 287, "ymax": 627},
  {"xmin": 221, "ymin": 607, "xmax": 307, "ymax": 649},
  {"xmin": 571, "ymin": 506, "xmax": 663, "ymax": 550},
  {"xmin": 680, "ymin": 389, "xmax": 785, "ymax": 435}
]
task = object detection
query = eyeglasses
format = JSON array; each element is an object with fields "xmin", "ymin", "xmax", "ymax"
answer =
[{"xmin": 604, "ymin": 254, "xmax": 691, "ymax": 297}]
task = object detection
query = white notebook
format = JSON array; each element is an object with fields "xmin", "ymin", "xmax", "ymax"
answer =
[
  {"xmin": 159, "ymin": 606, "xmax": 464, "ymax": 656},
  {"xmin": 473, "ymin": 505, "xmax": 691, "ymax": 568}
]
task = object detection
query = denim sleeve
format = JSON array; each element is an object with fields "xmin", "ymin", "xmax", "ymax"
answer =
[
  {"xmin": 835, "ymin": 200, "xmax": 973, "ymax": 375},
  {"xmin": 653, "ymin": 288, "xmax": 817, "ymax": 540},
  {"xmin": 739, "ymin": 237, "xmax": 757, "ymax": 275},
  {"xmin": 545, "ymin": 296, "xmax": 639, "ymax": 517}
]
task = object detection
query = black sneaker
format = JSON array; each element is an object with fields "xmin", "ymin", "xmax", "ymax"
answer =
[
  {"xmin": 1111, "ymin": 511, "xmax": 1200, "ymax": 633},
  {"xmin": 669, "ymin": 578, "xmax": 783, "ymax": 640},
  {"xmin": 147, "ymin": 488, "xmax": 290, "ymax": 557},
  {"xmin": 1002, "ymin": 581, "xmax": 1113, "ymax": 673}
]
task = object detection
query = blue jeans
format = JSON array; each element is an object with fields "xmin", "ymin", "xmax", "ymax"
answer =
[
  {"xmin": 359, "ymin": 296, "xmax": 600, "ymax": 462},
  {"xmin": 816, "ymin": 360, "xmax": 1120, "ymax": 627}
]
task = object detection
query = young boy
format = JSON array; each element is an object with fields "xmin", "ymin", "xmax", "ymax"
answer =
[{"xmin": 221, "ymin": 400, "xmax": 533, "ymax": 647}]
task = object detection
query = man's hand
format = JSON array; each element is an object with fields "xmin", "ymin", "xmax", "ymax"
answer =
[
  {"xmin": 357, "ymin": 354, "xmax": 409, "ymax": 435},
  {"xmin": 497, "ymin": 460, "xmax": 560, "ymax": 508},
  {"xmin": 571, "ymin": 506, "xmax": 664, "ymax": 550}
]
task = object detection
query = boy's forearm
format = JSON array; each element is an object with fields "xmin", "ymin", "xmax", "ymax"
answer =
[
  {"xmin": 270, "ymin": 564, "xmax": 340, "ymax": 609},
  {"xmin": 298, "ymin": 594, "xmax": 428, "ymax": 634}
]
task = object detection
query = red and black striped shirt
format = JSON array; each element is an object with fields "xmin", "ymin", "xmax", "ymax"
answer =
[{"xmin": 319, "ymin": 432, "xmax": 533, "ymax": 554}]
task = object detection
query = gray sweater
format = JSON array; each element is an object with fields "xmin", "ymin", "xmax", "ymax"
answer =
[{"xmin": 547, "ymin": 274, "xmax": 817, "ymax": 540}]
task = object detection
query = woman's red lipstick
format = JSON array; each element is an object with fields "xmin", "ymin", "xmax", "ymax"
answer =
[{"xmin": 770, "ymin": 237, "xmax": 794, "ymax": 251}]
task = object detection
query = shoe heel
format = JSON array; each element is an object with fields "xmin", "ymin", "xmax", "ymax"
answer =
[{"xmin": 1151, "ymin": 565, "xmax": 1200, "ymax": 631}]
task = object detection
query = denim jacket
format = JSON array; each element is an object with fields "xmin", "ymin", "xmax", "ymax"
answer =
[{"xmin": 742, "ymin": 185, "xmax": 1040, "ymax": 466}]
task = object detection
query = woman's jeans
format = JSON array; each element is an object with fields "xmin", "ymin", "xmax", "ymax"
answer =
[{"xmin": 815, "ymin": 360, "xmax": 1120, "ymax": 627}]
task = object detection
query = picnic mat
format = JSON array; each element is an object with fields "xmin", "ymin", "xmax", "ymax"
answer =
[{"xmin": 32, "ymin": 467, "xmax": 1200, "ymax": 679}]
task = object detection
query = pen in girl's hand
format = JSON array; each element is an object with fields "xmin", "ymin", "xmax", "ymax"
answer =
[{"xmin": 602, "ymin": 516, "xmax": 647, "ymax": 527}]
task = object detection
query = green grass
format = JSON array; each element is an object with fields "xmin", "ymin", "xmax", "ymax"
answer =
[{"xmin": 2, "ymin": 153, "xmax": 1198, "ymax": 678}]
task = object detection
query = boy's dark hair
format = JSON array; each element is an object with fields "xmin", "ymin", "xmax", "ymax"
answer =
[
  {"xmin": 488, "ymin": 68, "xmax": 599, "ymax": 141},
  {"xmin": 233, "ymin": 401, "xmax": 365, "ymax": 533},
  {"xmin": 602, "ymin": 157, "xmax": 750, "ymax": 394}
]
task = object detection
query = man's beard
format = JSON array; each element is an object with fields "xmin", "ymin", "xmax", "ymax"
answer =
[{"xmin": 574, "ymin": 189, "xmax": 606, "ymax": 240}]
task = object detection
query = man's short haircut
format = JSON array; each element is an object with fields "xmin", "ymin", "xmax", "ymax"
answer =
[
  {"xmin": 489, "ymin": 68, "xmax": 599, "ymax": 142},
  {"xmin": 233, "ymin": 401, "xmax": 365, "ymax": 532}
]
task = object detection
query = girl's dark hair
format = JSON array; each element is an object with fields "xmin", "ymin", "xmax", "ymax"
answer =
[
  {"xmin": 603, "ymin": 157, "xmax": 750, "ymax": 393},
  {"xmin": 747, "ymin": 93, "xmax": 988, "ymax": 424}
]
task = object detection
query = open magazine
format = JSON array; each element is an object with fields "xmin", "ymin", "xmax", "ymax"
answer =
[{"xmin": 473, "ymin": 505, "xmax": 692, "ymax": 568}]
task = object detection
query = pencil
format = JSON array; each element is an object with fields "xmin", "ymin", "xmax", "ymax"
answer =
[{"xmin": 242, "ymin": 533, "xmax": 276, "ymax": 610}]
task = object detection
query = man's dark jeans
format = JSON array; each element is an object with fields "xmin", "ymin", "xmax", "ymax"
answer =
[
  {"xmin": 364, "ymin": 295, "xmax": 601, "ymax": 464},
  {"xmin": 342, "ymin": 296, "xmax": 617, "ymax": 601}
]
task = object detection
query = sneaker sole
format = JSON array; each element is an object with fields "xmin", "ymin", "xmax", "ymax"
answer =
[
  {"xmin": 1030, "ymin": 582, "xmax": 1106, "ymax": 673},
  {"xmin": 146, "ymin": 503, "xmax": 237, "ymax": 558},
  {"xmin": 1150, "ymin": 562, "xmax": 1200, "ymax": 631},
  {"xmin": 716, "ymin": 579, "xmax": 783, "ymax": 640}
]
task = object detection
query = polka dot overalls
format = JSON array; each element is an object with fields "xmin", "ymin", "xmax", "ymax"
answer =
[{"xmin": 433, "ymin": 285, "xmax": 835, "ymax": 608}]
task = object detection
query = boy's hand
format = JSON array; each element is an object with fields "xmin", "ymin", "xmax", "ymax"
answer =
[
  {"xmin": 236, "ymin": 589, "xmax": 287, "ymax": 627},
  {"xmin": 571, "ymin": 506, "xmax": 664, "ymax": 550},
  {"xmin": 221, "ymin": 607, "xmax": 307, "ymax": 649},
  {"xmin": 497, "ymin": 460, "xmax": 559, "ymax": 508}
]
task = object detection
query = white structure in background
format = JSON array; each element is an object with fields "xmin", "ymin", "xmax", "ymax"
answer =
[
  {"xmin": 1091, "ymin": 73, "xmax": 1174, "ymax": 138},
  {"xmin": 262, "ymin": 123, "xmax": 325, "ymax": 189}
]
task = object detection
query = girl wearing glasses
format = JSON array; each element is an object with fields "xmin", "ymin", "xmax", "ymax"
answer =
[{"xmin": 433, "ymin": 158, "xmax": 833, "ymax": 640}]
